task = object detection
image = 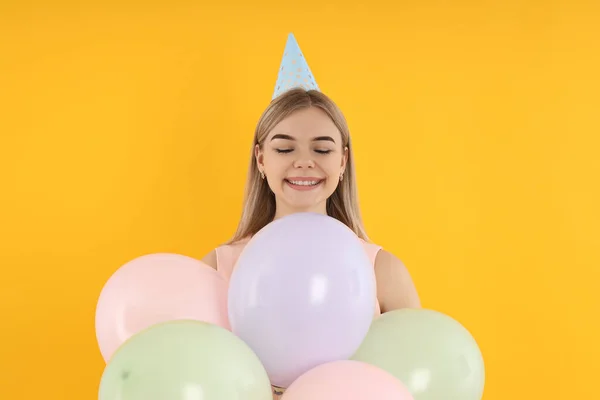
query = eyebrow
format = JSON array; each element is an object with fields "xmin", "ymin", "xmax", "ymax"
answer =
[{"xmin": 270, "ymin": 134, "xmax": 336, "ymax": 143}]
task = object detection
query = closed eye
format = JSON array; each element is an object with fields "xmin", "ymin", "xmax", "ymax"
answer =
[{"xmin": 275, "ymin": 149, "xmax": 332, "ymax": 154}]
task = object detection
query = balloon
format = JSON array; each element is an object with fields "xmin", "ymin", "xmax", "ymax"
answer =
[
  {"xmin": 351, "ymin": 308, "xmax": 485, "ymax": 400},
  {"xmin": 99, "ymin": 320, "xmax": 273, "ymax": 400},
  {"xmin": 281, "ymin": 360, "xmax": 414, "ymax": 400},
  {"xmin": 228, "ymin": 213, "xmax": 377, "ymax": 388},
  {"xmin": 95, "ymin": 253, "xmax": 230, "ymax": 362}
]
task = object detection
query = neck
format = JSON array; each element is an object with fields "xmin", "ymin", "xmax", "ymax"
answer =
[{"xmin": 273, "ymin": 201, "xmax": 327, "ymax": 221}]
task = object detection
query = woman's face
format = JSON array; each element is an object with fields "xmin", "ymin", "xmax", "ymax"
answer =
[{"xmin": 256, "ymin": 107, "xmax": 348, "ymax": 217}]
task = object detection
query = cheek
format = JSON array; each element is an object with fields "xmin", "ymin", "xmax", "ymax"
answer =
[
  {"xmin": 263, "ymin": 157, "xmax": 287, "ymax": 177},
  {"xmin": 323, "ymin": 158, "xmax": 342, "ymax": 177}
]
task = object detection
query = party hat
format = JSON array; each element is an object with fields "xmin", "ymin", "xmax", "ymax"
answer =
[{"xmin": 272, "ymin": 33, "xmax": 320, "ymax": 99}]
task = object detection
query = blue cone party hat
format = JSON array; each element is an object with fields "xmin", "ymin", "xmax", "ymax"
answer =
[{"xmin": 272, "ymin": 33, "xmax": 320, "ymax": 100}]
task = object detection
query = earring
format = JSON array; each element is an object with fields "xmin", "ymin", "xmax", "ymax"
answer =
[
  {"xmin": 339, "ymin": 171, "xmax": 344, "ymax": 182},
  {"xmin": 260, "ymin": 170, "xmax": 265, "ymax": 180}
]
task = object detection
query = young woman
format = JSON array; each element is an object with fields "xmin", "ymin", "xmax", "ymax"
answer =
[{"xmin": 201, "ymin": 87, "xmax": 420, "ymax": 398}]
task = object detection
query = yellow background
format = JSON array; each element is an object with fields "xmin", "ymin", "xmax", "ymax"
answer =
[{"xmin": 1, "ymin": 1, "xmax": 598, "ymax": 398}]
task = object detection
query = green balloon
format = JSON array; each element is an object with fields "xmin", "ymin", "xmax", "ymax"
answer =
[
  {"xmin": 99, "ymin": 320, "xmax": 273, "ymax": 400},
  {"xmin": 351, "ymin": 309, "xmax": 485, "ymax": 400}
]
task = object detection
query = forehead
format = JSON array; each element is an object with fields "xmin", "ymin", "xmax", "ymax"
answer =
[{"xmin": 267, "ymin": 107, "xmax": 342, "ymax": 142}]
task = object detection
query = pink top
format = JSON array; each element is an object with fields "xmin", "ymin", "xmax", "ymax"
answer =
[{"xmin": 215, "ymin": 238, "xmax": 383, "ymax": 315}]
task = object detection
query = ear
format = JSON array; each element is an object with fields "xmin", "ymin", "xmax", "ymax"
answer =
[
  {"xmin": 255, "ymin": 144, "xmax": 264, "ymax": 171},
  {"xmin": 341, "ymin": 146, "xmax": 349, "ymax": 173}
]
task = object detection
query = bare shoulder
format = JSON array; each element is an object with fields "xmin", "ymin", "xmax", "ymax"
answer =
[
  {"xmin": 374, "ymin": 249, "xmax": 407, "ymax": 271},
  {"xmin": 374, "ymin": 249, "xmax": 421, "ymax": 311},
  {"xmin": 200, "ymin": 249, "xmax": 218, "ymax": 270}
]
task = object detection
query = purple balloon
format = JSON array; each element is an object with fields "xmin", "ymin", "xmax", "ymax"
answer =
[{"xmin": 228, "ymin": 213, "xmax": 377, "ymax": 388}]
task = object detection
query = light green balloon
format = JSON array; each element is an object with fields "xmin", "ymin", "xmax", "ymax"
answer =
[
  {"xmin": 99, "ymin": 320, "xmax": 273, "ymax": 400},
  {"xmin": 351, "ymin": 309, "xmax": 485, "ymax": 400}
]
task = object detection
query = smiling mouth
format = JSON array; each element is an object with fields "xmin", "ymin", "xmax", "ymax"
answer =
[
  {"xmin": 284, "ymin": 178, "xmax": 324, "ymax": 189},
  {"xmin": 286, "ymin": 179, "xmax": 322, "ymax": 186}
]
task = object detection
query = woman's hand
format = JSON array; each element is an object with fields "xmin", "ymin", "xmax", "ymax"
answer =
[{"xmin": 272, "ymin": 385, "xmax": 285, "ymax": 400}]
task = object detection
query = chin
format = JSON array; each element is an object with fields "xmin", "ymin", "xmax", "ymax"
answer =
[
  {"xmin": 276, "ymin": 183, "xmax": 336, "ymax": 213},
  {"xmin": 281, "ymin": 196, "xmax": 326, "ymax": 213}
]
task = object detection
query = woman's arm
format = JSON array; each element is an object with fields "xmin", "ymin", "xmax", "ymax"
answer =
[{"xmin": 374, "ymin": 249, "xmax": 421, "ymax": 312}]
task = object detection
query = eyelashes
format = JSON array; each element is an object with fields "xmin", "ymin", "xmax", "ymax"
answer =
[{"xmin": 275, "ymin": 149, "xmax": 332, "ymax": 154}]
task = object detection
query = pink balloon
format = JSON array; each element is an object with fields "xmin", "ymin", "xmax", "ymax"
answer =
[
  {"xmin": 95, "ymin": 253, "xmax": 230, "ymax": 362},
  {"xmin": 281, "ymin": 360, "xmax": 414, "ymax": 400}
]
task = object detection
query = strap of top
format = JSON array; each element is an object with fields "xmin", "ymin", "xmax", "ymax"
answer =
[
  {"xmin": 214, "ymin": 245, "xmax": 235, "ymax": 280},
  {"xmin": 361, "ymin": 240, "xmax": 383, "ymax": 266},
  {"xmin": 362, "ymin": 241, "xmax": 383, "ymax": 316}
]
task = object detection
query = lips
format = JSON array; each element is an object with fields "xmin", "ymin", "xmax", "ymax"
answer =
[
  {"xmin": 284, "ymin": 177, "xmax": 324, "ymax": 190},
  {"xmin": 286, "ymin": 179, "xmax": 323, "ymax": 186}
]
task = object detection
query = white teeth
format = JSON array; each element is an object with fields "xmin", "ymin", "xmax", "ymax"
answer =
[{"xmin": 289, "ymin": 180, "xmax": 320, "ymax": 186}]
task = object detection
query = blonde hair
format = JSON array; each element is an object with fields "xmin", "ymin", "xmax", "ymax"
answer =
[{"xmin": 227, "ymin": 88, "xmax": 370, "ymax": 244}]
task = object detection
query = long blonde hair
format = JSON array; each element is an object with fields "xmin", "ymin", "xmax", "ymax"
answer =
[{"xmin": 227, "ymin": 88, "xmax": 370, "ymax": 244}]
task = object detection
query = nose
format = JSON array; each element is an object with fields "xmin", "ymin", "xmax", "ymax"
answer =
[{"xmin": 293, "ymin": 154, "xmax": 315, "ymax": 169}]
